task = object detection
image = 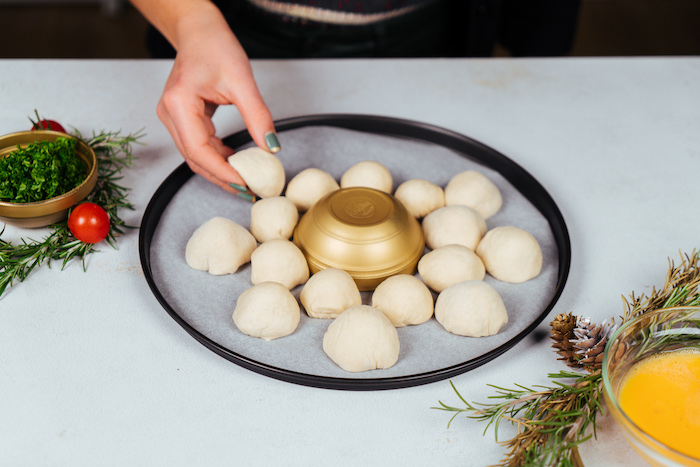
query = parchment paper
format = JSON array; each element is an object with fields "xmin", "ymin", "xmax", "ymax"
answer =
[{"xmin": 149, "ymin": 126, "xmax": 558, "ymax": 379}]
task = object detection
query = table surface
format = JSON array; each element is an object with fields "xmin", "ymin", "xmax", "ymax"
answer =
[{"xmin": 1, "ymin": 57, "xmax": 698, "ymax": 466}]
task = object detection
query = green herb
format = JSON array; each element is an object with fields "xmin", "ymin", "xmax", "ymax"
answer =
[
  {"xmin": 436, "ymin": 371, "xmax": 600, "ymax": 467},
  {"xmin": 0, "ymin": 137, "xmax": 86, "ymax": 203},
  {"xmin": 0, "ymin": 127, "xmax": 145, "ymax": 297},
  {"xmin": 434, "ymin": 249, "xmax": 700, "ymax": 467}
]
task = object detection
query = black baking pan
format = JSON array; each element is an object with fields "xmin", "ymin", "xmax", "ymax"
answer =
[{"xmin": 139, "ymin": 114, "xmax": 571, "ymax": 391}]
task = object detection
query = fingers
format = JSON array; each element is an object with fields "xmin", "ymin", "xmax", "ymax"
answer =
[
  {"xmin": 159, "ymin": 74, "xmax": 280, "ymax": 197},
  {"xmin": 235, "ymin": 82, "xmax": 280, "ymax": 154},
  {"xmin": 154, "ymin": 17, "xmax": 280, "ymax": 195},
  {"xmin": 157, "ymin": 96, "xmax": 246, "ymax": 195},
  {"xmin": 210, "ymin": 31, "xmax": 279, "ymax": 154},
  {"xmin": 209, "ymin": 135, "xmax": 234, "ymax": 158}
]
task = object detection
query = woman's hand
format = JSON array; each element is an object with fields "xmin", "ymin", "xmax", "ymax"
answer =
[{"xmin": 131, "ymin": 0, "xmax": 279, "ymax": 195}]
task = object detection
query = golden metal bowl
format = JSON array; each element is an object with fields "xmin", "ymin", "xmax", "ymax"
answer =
[
  {"xmin": 0, "ymin": 130, "xmax": 98, "ymax": 228},
  {"xmin": 293, "ymin": 187, "xmax": 425, "ymax": 291}
]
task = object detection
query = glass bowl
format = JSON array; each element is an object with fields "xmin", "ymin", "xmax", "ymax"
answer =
[
  {"xmin": 293, "ymin": 187, "xmax": 424, "ymax": 291},
  {"xmin": 0, "ymin": 130, "xmax": 97, "ymax": 228},
  {"xmin": 602, "ymin": 306, "xmax": 700, "ymax": 467}
]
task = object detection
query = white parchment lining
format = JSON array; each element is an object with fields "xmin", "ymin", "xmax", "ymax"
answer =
[{"xmin": 149, "ymin": 126, "xmax": 559, "ymax": 380}]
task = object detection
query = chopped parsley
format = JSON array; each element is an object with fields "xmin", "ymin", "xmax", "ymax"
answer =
[{"xmin": 0, "ymin": 137, "xmax": 87, "ymax": 203}]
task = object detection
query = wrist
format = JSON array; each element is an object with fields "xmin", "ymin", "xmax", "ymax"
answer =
[
  {"xmin": 172, "ymin": 1, "xmax": 228, "ymax": 51},
  {"xmin": 130, "ymin": 0, "xmax": 225, "ymax": 51}
]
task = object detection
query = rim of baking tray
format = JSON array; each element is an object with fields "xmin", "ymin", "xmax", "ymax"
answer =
[{"xmin": 139, "ymin": 113, "xmax": 571, "ymax": 391}]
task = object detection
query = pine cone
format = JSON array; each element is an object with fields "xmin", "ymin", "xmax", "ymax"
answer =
[
  {"xmin": 571, "ymin": 317, "xmax": 618, "ymax": 371},
  {"xmin": 550, "ymin": 312, "xmax": 579, "ymax": 369}
]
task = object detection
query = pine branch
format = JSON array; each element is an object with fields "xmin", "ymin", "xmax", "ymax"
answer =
[
  {"xmin": 622, "ymin": 249, "xmax": 700, "ymax": 323},
  {"xmin": 435, "ymin": 371, "xmax": 601, "ymax": 467},
  {"xmin": 435, "ymin": 249, "xmax": 700, "ymax": 467}
]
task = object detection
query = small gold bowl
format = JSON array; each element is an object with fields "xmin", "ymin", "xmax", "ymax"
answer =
[
  {"xmin": 0, "ymin": 130, "xmax": 98, "ymax": 228},
  {"xmin": 602, "ymin": 306, "xmax": 700, "ymax": 467},
  {"xmin": 293, "ymin": 187, "xmax": 425, "ymax": 291}
]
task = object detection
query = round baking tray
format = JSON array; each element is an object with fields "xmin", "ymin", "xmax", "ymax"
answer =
[{"xmin": 139, "ymin": 114, "xmax": 571, "ymax": 391}]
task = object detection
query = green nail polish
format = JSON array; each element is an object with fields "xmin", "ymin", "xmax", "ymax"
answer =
[
  {"xmin": 237, "ymin": 192, "xmax": 254, "ymax": 202},
  {"xmin": 265, "ymin": 132, "xmax": 281, "ymax": 153},
  {"xmin": 229, "ymin": 183, "xmax": 247, "ymax": 192}
]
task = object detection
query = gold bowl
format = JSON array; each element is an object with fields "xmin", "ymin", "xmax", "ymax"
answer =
[
  {"xmin": 602, "ymin": 306, "xmax": 700, "ymax": 467},
  {"xmin": 293, "ymin": 187, "xmax": 425, "ymax": 291},
  {"xmin": 0, "ymin": 130, "xmax": 98, "ymax": 228}
]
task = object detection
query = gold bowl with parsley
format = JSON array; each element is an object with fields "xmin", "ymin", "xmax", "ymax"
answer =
[{"xmin": 0, "ymin": 130, "xmax": 97, "ymax": 228}]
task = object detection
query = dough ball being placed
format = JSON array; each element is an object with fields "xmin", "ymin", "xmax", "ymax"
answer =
[
  {"xmin": 285, "ymin": 168, "xmax": 339, "ymax": 212},
  {"xmin": 251, "ymin": 239, "xmax": 310, "ymax": 289},
  {"xmin": 323, "ymin": 305, "xmax": 400, "ymax": 372},
  {"xmin": 445, "ymin": 170, "xmax": 502, "ymax": 219},
  {"xmin": 371, "ymin": 274, "xmax": 434, "ymax": 327},
  {"xmin": 476, "ymin": 226, "xmax": 543, "ymax": 283},
  {"xmin": 300, "ymin": 268, "xmax": 362, "ymax": 319},
  {"xmin": 422, "ymin": 205, "xmax": 487, "ymax": 251},
  {"xmin": 394, "ymin": 179, "xmax": 445, "ymax": 218},
  {"xmin": 250, "ymin": 196, "xmax": 299, "ymax": 243},
  {"xmin": 228, "ymin": 147, "xmax": 285, "ymax": 198},
  {"xmin": 340, "ymin": 160, "xmax": 393, "ymax": 193},
  {"xmin": 435, "ymin": 280, "xmax": 508, "ymax": 337},
  {"xmin": 418, "ymin": 244, "xmax": 486, "ymax": 293},
  {"xmin": 185, "ymin": 217, "xmax": 257, "ymax": 275},
  {"xmin": 233, "ymin": 282, "xmax": 300, "ymax": 340}
]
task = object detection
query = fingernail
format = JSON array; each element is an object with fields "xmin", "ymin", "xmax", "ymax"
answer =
[
  {"xmin": 237, "ymin": 192, "xmax": 255, "ymax": 202},
  {"xmin": 264, "ymin": 131, "xmax": 281, "ymax": 153},
  {"xmin": 229, "ymin": 183, "xmax": 247, "ymax": 192}
]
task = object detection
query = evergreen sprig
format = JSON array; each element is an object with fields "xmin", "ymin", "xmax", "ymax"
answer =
[
  {"xmin": 435, "ymin": 249, "xmax": 700, "ymax": 467},
  {"xmin": 0, "ymin": 127, "xmax": 145, "ymax": 297},
  {"xmin": 435, "ymin": 372, "xmax": 600, "ymax": 467}
]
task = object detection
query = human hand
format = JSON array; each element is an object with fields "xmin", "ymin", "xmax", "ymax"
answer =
[{"xmin": 155, "ymin": 2, "xmax": 279, "ymax": 197}]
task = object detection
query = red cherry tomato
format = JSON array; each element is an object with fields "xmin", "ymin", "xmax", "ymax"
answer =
[
  {"xmin": 31, "ymin": 119, "xmax": 66, "ymax": 133},
  {"xmin": 68, "ymin": 203, "xmax": 111, "ymax": 244}
]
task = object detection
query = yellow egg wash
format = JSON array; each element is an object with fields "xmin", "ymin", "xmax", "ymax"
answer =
[{"xmin": 618, "ymin": 348, "xmax": 700, "ymax": 460}]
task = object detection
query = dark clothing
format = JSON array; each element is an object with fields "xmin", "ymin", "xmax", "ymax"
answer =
[
  {"xmin": 147, "ymin": 0, "xmax": 580, "ymax": 59},
  {"xmin": 241, "ymin": 0, "xmax": 433, "ymax": 15}
]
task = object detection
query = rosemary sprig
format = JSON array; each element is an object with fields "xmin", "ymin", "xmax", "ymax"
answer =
[
  {"xmin": 435, "ymin": 371, "xmax": 602, "ymax": 467},
  {"xmin": 0, "ymin": 127, "xmax": 145, "ymax": 297},
  {"xmin": 74, "ymin": 127, "xmax": 145, "ymax": 245},
  {"xmin": 435, "ymin": 249, "xmax": 700, "ymax": 467},
  {"xmin": 0, "ymin": 226, "xmax": 94, "ymax": 296},
  {"xmin": 622, "ymin": 250, "xmax": 700, "ymax": 323}
]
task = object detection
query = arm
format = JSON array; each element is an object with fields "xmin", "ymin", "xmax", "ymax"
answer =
[{"xmin": 130, "ymin": 0, "xmax": 279, "ymax": 194}]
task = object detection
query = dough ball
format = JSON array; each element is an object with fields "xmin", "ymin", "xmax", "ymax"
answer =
[
  {"xmin": 340, "ymin": 161, "xmax": 393, "ymax": 193},
  {"xmin": 233, "ymin": 282, "xmax": 300, "ymax": 340},
  {"xmin": 476, "ymin": 226, "xmax": 543, "ymax": 283},
  {"xmin": 417, "ymin": 244, "xmax": 486, "ymax": 293},
  {"xmin": 371, "ymin": 274, "xmax": 434, "ymax": 327},
  {"xmin": 251, "ymin": 239, "xmax": 310, "ymax": 289},
  {"xmin": 185, "ymin": 217, "xmax": 257, "ymax": 275},
  {"xmin": 422, "ymin": 205, "xmax": 487, "ymax": 251},
  {"xmin": 394, "ymin": 179, "xmax": 445, "ymax": 218},
  {"xmin": 285, "ymin": 168, "xmax": 339, "ymax": 212},
  {"xmin": 435, "ymin": 281, "xmax": 508, "ymax": 337},
  {"xmin": 228, "ymin": 147, "xmax": 285, "ymax": 198},
  {"xmin": 445, "ymin": 170, "xmax": 502, "ymax": 219},
  {"xmin": 250, "ymin": 196, "xmax": 299, "ymax": 243},
  {"xmin": 300, "ymin": 268, "xmax": 361, "ymax": 319},
  {"xmin": 323, "ymin": 305, "xmax": 400, "ymax": 372}
]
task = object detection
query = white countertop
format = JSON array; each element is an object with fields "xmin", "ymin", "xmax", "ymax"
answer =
[{"xmin": 1, "ymin": 57, "xmax": 698, "ymax": 466}]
